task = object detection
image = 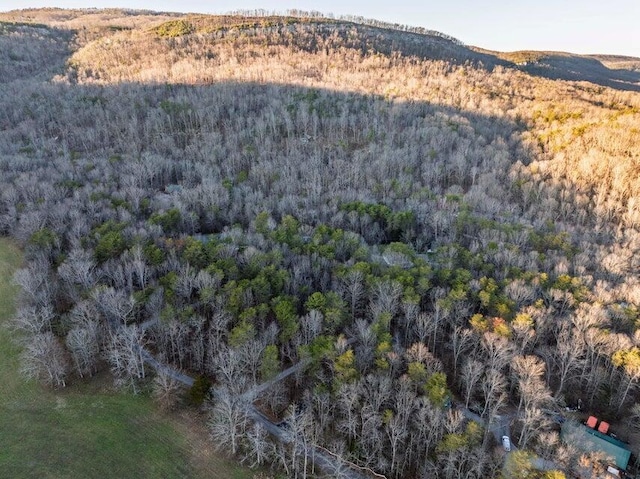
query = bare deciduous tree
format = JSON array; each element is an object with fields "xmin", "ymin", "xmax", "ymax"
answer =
[
  {"xmin": 339, "ymin": 269, "xmax": 365, "ymax": 319},
  {"xmin": 12, "ymin": 304, "xmax": 54, "ymax": 334},
  {"xmin": 21, "ymin": 332, "xmax": 68, "ymax": 387},
  {"xmin": 66, "ymin": 322, "xmax": 100, "ymax": 377},
  {"xmin": 481, "ymin": 368, "xmax": 507, "ymax": 422},
  {"xmin": 105, "ymin": 325, "xmax": 146, "ymax": 392},
  {"xmin": 208, "ymin": 388, "xmax": 249, "ymax": 456},
  {"xmin": 152, "ymin": 368, "xmax": 182, "ymax": 411},
  {"xmin": 241, "ymin": 422, "xmax": 272, "ymax": 469},
  {"xmin": 460, "ymin": 358, "xmax": 484, "ymax": 408},
  {"xmin": 92, "ymin": 286, "xmax": 135, "ymax": 328},
  {"xmin": 511, "ymin": 354, "xmax": 551, "ymax": 415},
  {"xmin": 449, "ymin": 326, "xmax": 474, "ymax": 375}
]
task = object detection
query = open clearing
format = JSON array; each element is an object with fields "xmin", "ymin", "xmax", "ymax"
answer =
[{"xmin": 0, "ymin": 237, "xmax": 252, "ymax": 479}]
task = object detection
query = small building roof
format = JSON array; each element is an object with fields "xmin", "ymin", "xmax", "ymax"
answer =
[{"xmin": 561, "ymin": 421, "xmax": 631, "ymax": 470}]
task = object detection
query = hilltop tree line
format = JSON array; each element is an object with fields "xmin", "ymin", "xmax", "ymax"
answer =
[{"xmin": 1, "ymin": 12, "xmax": 640, "ymax": 478}]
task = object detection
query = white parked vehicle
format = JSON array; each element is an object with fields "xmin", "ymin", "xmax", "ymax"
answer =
[{"xmin": 502, "ymin": 435, "xmax": 511, "ymax": 452}]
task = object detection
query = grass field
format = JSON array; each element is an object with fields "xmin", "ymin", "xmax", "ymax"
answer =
[{"xmin": 0, "ymin": 237, "xmax": 254, "ymax": 479}]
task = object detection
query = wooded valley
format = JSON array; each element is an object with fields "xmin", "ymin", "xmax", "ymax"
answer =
[{"xmin": 1, "ymin": 8, "xmax": 640, "ymax": 479}]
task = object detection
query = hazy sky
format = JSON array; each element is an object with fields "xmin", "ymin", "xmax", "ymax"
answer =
[{"xmin": 2, "ymin": 0, "xmax": 639, "ymax": 56}]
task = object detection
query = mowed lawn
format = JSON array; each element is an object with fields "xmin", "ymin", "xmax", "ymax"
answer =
[{"xmin": 0, "ymin": 238, "xmax": 252, "ymax": 479}]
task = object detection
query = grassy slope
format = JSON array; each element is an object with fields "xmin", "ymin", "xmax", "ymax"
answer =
[{"xmin": 0, "ymin": 238, "xmax": 251, "ymax": 479}]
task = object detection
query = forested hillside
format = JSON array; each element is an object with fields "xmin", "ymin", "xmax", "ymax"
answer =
[{"xmin": 1, "ymin": 9, "xmax": 640, "ymax": 479}]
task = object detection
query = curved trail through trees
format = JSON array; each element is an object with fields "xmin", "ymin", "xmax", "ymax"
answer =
[
  {"xmin": 137, "ymin": 324, "xmax": 373, "ymax": 478},
  {"xmin": 140, "ymin": 348, "xmax": 195, "ymax": 387}
]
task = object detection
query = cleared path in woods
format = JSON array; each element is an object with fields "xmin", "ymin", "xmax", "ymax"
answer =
[
  {"xmin": 0, "ymin": 239, "xmax": 250, "ymax": 479},
  {"xmin": 139, "ymin": 327, "xmax": 374, "ymax": 478}
]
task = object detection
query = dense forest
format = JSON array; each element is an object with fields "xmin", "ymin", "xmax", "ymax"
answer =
[{"xmin": 1, "ymin": 9, "xmax": 640, "ymax": 479}]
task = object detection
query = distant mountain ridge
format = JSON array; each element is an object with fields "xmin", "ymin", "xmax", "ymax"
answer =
[
  {"xmin": 2, "ymin": 8, "xmax": 638, "ymax": 91},
  {"xmin": 473, "ymin": 47, "xmax": 640, "ymax": 91}
]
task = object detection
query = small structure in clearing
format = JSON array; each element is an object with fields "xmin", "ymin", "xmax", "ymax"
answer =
[{"xmin": 561, "ymin": 420, "xmax": 632, "ymax": 472}]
